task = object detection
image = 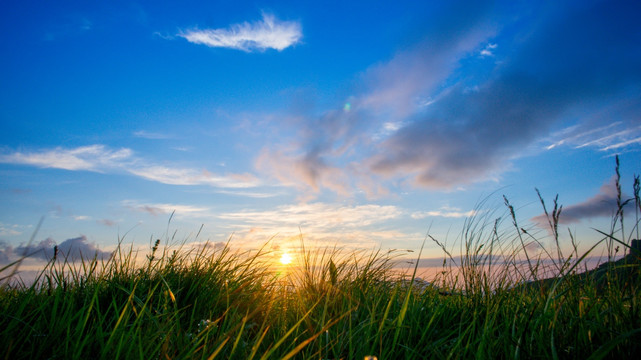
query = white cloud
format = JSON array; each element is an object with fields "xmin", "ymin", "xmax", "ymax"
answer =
[
  {"xmin": 215, "ymin": 202, "xmax": 410, "ymax": 250},
  {"xmin": 218, "ymin": 202, "xmax": 402, "ymax": 229},
  {"xmin": 545, "ymin": 121, "xmax": 641, "ymax": 152},
  {"xmin": 0, "ymin": 145, "xmax": 263, "ymax": 191},
  {"xmin": 601, "ymin": 136, "xmax": 641, "ymax": 151},
  {"xmin": 0, "ymin": 222, "xmax": 23, "ymax": 237},
  {"xmin": 411, "ymin": 208, "xmax": 476, "ymax": 219},
  {"xmin": 123, "ymin": 200, "xmax": 211, "ymax": 218},
  {"xmin": 133, "ymin": 130, "xmax": 172, "ymax": 140},
  {"xmin": 214, "ymin": 189, "xmax": 279, "ymax": 198},
  {"xmin": 0, "ymin": 145, "xmax": 131, "ymax": 171},
  {"xmin": 179, "ymin": 12, "xmax": 302, "ymax": 52},
  {"xmin": 129, "ymin": 166, "xmax": 260, "ymax": 188},
  {"xmin": 576, "ymin": 128, "xmax": 639, "ymax": 149},
  {"xmin": 480, "ymin": 43, "xmax": 497, "ymax": 57}
]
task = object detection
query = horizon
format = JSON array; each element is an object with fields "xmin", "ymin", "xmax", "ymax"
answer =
[{"xmin": 1, "ymin": 0, "xmax": 641, "ymax": 272}]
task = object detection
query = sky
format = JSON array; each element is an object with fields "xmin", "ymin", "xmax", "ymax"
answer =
[{"xmin": 1, "ymin": 0, "xmax": 640, "ymax": 269}]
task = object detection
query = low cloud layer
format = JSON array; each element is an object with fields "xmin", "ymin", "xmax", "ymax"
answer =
[
  {"xmin": 179, "ymin": 12, "xmax": 302, "ymax": 52},
  {"xmin": 531, "ymin": 176, "xmax": 629, "ymax": 228},
  {"xmin": 0, "ymin": 235, "xmax": 112, "ymax": 263}
]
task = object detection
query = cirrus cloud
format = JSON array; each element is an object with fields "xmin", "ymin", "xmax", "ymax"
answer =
[
  {"xmin": 179, "ymin": 12, "xmax": 302, "ymax": 52},
  {"xmin": 0, "ymin": 145, "xmax": 262, "ymax": 191},
  {"xmin": 0, "ymin": 145, "xmax": 131, "ymax": 172}
]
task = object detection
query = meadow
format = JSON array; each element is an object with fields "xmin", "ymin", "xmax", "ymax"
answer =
[{"xmin": 1, "ymin": 163, "xmax": 640, "ymax": 359}]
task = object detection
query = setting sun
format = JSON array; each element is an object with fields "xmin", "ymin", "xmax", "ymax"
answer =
[{"xmin": 279, "ymin": 252, "xmax": 293, "ymax": 265}]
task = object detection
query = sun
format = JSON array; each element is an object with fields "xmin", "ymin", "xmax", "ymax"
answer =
[{"xmin": 279, "ymin": 252, "xmax": 293, "ymax": 265}]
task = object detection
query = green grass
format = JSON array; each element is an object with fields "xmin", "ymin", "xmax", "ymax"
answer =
[{"xmin": 1, "ymin": 161, "xmax": 640, "ymax": 359}]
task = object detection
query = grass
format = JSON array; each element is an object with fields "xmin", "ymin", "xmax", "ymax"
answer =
[{"xmin": 1, "ymin": 159, "xmax": 640, "ymax": 359}]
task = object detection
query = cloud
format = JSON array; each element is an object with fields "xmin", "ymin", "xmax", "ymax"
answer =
[
  {"xmin": 0, "ymin": 145, "xmax": 262, "ymax": 191},
  {"xmin": 133, "ymin": 130, "xmax": 172, "ymax": 140},
  {"xmin": 531, "ymin": 176, "xmax": 629, "ymax": 227},
  {"xmin": 98, "ymin": 219, "xmax": 116, "ymax": 227},
  {"xmin": 411, "ymin": 207, "xmax": 476, "ymax": 219},
  {"xmin": 179, "ymin": 12, "xmax": 302, "ymax": 52},
  {"xmin": 129, "ymin": 166, "xmax": 260, "ymax": 188},
  {"xmin": 214, "ymin": 189, "xmax": 279, "ymax": 198},
  {"xmin": 255, "ymin": 147, "xmax": 351, "ymax": 197},
  {"xmin": 359, "ymin": 1, "xmax": 496, "ymax": 118},
  {"xmin": 0, "ymin": 236, "xmax": 111, "ymax": 263},
  {"xmin": 43, "ymin": 16, "xmax": 93, "ymax": 41},
  {"xmin": 0, "ymin": 145, "xmax": 131, "ymax": 172},
  {"xmin": 215, "ymin": 202, "xmax": 410, "ymax": 249},
  {"xmin": 479, "ymin": 43, "xmax": 497, "ymax": 57},
  {"xmin": 544, "ymin": 97, "xmax": 641, "ymax": 152},
  {"xmin": 252, "ymin": 1, "xmax": 498, "ymax": 195},
  {"xmin": 0, "ymin": 222, "xmax": 22, "ymax": 237},
  {"xmin": 254, "ymin": 0, "xmax": 641, "ymax": 195},
  {"xmin": 123, "ymin": 200, "xmax": 210, "ymax": 218},
  {"xmin": 219, "ymin": 202, "xmax": 402, "ymax": 229},
  {"xmin": 369, "ymin": 0, "xmax": 641, "ymax": 188}
]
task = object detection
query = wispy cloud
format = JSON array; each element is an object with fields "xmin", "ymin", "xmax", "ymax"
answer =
[
  {"xmin": 133, "ymin": 130, "xmax": 172, "ymax": 140},
  {"xmin": 218, "ymin": 202, "xmax": 402, "ymax": 229},
  {"xmin": 43, "ymin": 16, "xmax": 93, "ymax": 41},
  {"xmin": 0, "ymin": 145, "xmax": 262, "ymax": 190},
  {"xmin": 545, "ymin": 120, "xmax": 641, "ymax": 153},
  {"xmin": 216, "ymin": 202, "xmax": 409, "ymax": 249},
  {"xmin": 214, "ymin": 189, "xmax": 280, "ymax": 198},
  {"xmin": 255, "ymin": 147, "xmax": 351, "ymax": 197},
  {"xmin": 479, "ymin": 43, "xmax": 497, "ymax": 57},
  {"xmin": 123, "ymin": 200, "xmax": 210, "ymax": 218},
  {"xmin": 97, "ymin": 219, "xmax": 116, "ymax": 227},
  {"xmin": 0, "ymin": 222, "xmax": 24, "ymax": 237},
  {"xmin": 129, "ymin": 166, "xmax": 260, "ymax": 188},
  {"xmin": 411, "ymin": 207, "xmax": 476, "ymax": 219},
  {"xmin": 179, "ymin": 12, "xmax": 302, "ymax": 52},
  {"xmin": 0, "ymin": 145, "xmax": 131, "ymax": 171},
  {"xmin": 359, "ymin": 2, "xmax": 496, "ymax": 117}
]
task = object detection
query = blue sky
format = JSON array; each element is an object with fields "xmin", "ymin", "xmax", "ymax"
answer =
[{"xmin": 1, "ymin": 0, "xmax": 640, "ymax": 265}]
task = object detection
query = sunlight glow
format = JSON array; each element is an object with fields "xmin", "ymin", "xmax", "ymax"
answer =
[{"xmin": 279, "ymin": 252, "xmax": 293, "ymax": 265}]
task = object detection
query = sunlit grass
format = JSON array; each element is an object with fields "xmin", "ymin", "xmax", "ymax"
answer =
[{"xmin": 1, "ymin": 158, "xmax": 640, "ymax": 359}]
